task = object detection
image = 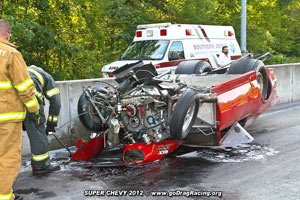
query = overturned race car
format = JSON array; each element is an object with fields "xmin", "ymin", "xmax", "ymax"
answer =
[{"xmin": 71, "ymin": 54, "xmax": 279, "ymax": 166}]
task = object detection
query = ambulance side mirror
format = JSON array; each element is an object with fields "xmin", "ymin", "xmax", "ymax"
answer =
[{"xmin": 169, "ymin": 51, "xmax": 179, "ymax": 61}]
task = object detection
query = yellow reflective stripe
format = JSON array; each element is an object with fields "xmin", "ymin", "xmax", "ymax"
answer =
[
  {"xmin": 35, "ymin": 89, "xmax": 44, "ymax": 102},
  {"xmin": 25, "ymin": 97, "xmax": 38, "ymax": 108},
  {"xmin": 0, "ymin": 112, "xmax": 26, "ymax": 122},
  {"xmin": 32, "ymin": 152, "xmax": 49, "ymax": 161},
  {"xmin": 0, "ymin": 80, "xmax": 12, "ymax": 89},
  {"xmin": 53, "ymin": 116, "xmax": 59, "ymax": 122},
  {"xmin": 28, "ymin": 68, "xmax": 44, "ymax": 87},
  {"xmin": 48, "ymin": 115, "xmax": 58, "ymax": 122},
  {"xmin": 14, "ymin": 77, "xmax": 33, "ymax": 92},
  {"xmin": 46, "ymin": 88, "xmax": 59, "ymax": 97},
  {"xmin": 0, "ymin": 190, "xmax": 13, "ymax": 200}
]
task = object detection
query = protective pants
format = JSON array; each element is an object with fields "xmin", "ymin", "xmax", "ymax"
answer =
[
  {"xmin": 23, "ymin": 103, "xmax": 50, "ymax": 168},
  {"xmin": 0, "ymin": 122, "xmax": 22, "ymax": 200}
]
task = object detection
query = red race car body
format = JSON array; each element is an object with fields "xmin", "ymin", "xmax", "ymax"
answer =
[{"xmin": 72, "ymin": 57, "xmax": 279, "ymax": 166}]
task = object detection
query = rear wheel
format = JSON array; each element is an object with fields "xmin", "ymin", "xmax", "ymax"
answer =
[
  {"xmin": 175, "ymin": 60, "xmax": 212, "ymax": 74},
  {"xmin": 170, "ymin": 89, "xmax": 199, "ymax": 140},
  {"xmin": 256, "ymin": 72, "xmax": 264, "ymax": 94},
  {"xmin": 78, "ymin": 87, "xmax": 109, "ymax": 132},
  {"xmin": 228, "ymin": 58, "xmax": 270, "ymax": 100}
]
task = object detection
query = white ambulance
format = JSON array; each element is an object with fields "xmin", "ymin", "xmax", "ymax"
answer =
[{"xmin": 101, "ymin": 23, "xmax": 242, "ymax": 77}]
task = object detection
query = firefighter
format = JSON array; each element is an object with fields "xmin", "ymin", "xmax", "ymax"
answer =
[
  {"xmin": 23, "ymin": 65, "xmax": 61, "ymax": 175},
  {"xmin": 0, "ymin": 20, "xmax": 39, "ymax": 200}
]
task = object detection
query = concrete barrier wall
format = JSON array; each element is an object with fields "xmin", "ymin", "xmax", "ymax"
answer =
[
  {"xmin": 267, "ymin": 63, "xmax": 300, "ymax": 103},
  {"xmin": 21, "ymin": 63, "xmax": 300, "ymax": 155}
]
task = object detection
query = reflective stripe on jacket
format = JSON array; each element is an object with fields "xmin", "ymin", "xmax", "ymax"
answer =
[
  {"xmin": 0, "ymin": 38, "xmax": 39, "ymax": 123},
  {"xmin": 28, "ymin": 65, "xmax": 61, "ymax": 125},
  {"xmin": 0, "ymin": 190, "xmax": 13, "ymax": 200}
]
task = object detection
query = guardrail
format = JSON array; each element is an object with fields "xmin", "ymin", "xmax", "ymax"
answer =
[{"xmin": 21, "ymin": 63, "xmax": 300, "ymax": 155}]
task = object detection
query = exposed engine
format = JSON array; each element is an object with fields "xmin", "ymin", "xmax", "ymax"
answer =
[
  {"xmin": 78, "ymin": 62, "xmax": 215, "ymax": 148},
  {"xmin": 81, "ymin": 83, "xmax": 174, "ymax": 147},
  {"xmin": 78, "ymin": 62, "xmax": 183, "ymax": 147},
  {"xmin": 119, "ymin": 86, "xmax": 170, "ymax": 145}
]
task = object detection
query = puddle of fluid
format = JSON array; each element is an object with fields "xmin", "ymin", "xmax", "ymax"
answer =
[
  {"xmin": 14, "ymin": 188, "xmax": 39, "ymax": 194},
  {"xmin": 14, "ymin": 188, "xmax": 57, "ymax": 198},
  {"xmin": 248, "ymin": 127, "xmax": 276, "ymax": 135},
  {"xmin": 21, "ymin": 143, "xmax": 278, "ymax": 173},
  {"xmin": 177, "ymin": 144, "xmax": 279, "ymax": 162},
  {"xmin": 20, "ymin": 143, "xmax": 278, "ymax": 190},
  {"xmin": 36, "ymin": 191, "xmax": 57, "ymax": 198}
]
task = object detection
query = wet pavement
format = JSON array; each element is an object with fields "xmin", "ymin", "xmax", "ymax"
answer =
[{"xmin": 13, "ymin": 101, "xmax": 300, "ymax": 200}]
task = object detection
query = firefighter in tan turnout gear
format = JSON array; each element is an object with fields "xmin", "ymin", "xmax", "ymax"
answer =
[
  {"xmin": 0, "ymin": 20, "xmax": 39, "ymax": 200},
  {"xmin": 23, "ymin": 65, "xmax": 61, "ymax": 175}
]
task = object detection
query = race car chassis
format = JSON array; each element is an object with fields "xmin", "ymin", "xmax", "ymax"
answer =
[{"xmin": 70, "ymin": 67, "xmax": 278, "ymax": 166}]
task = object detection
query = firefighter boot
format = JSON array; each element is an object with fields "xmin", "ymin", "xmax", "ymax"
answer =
[{"xmin": 32, "ymin": 164, "xmax": 61, "ymax": 175}]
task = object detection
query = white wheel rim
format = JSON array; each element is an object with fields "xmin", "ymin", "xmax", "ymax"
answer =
[
  {"xmin": 182, "ymin": 101, "xmax": 196, "ymax": 133},
  {"xmin": 257, "ymin": 72, "xmax": 264, "ymax": 93}
]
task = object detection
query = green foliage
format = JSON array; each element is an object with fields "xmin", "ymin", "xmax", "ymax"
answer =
[
  {"xmin": 265, "ymin": 54, "xmax": 300, "ymax": 65},
  {"xmin": 0, "ymin": 0, "xmax": 299, "ymax": 80}
]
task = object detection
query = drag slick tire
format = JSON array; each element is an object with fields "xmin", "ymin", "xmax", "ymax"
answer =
[
  {"xmin": 77, "ymin": 87, "xmax": 108, "ymax": 132},
  {"xmin": 170, "ymin": 89, "xmax": 199, "ymax": 140},
  {"xmin": 175, "ymin": 60, "xmax": 212, "ymax": 74},
  {"xmin": 228, "ymin": 58, "xmax": 270, "ymax": 100}
]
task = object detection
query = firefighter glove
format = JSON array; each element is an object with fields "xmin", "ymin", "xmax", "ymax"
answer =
[
  {"xmin": 29, "ymin": 110, "xmax": 41, "ymax": 127},
  {"xmin": 46, "ymin": 124, "xmax": 56, "ymax": 136}
]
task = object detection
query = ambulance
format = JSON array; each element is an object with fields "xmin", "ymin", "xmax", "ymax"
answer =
[{"xmin": 101, "ymin": 23, "xmax": 242, "ymax": 77}]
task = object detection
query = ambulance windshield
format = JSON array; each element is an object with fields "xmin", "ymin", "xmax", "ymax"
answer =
[{"xmin": 121, "ymin": 40, "xmax": 170, "ymax": 60}]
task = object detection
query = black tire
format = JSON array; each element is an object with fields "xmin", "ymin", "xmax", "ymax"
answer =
[
  {"xmin": 77, "ymin": 87, "xmax": 108, "ymax": 132},
  {"xmin": 175, "ymin": 60, "xmax": 212, "ymax": 74},
  {"xmin": 170, "ymin": 89, "xmax": 199, "ymax": 140},
  {"xmin": 228, "ymin": 58, "xmax": 270, "ymax": 100}
]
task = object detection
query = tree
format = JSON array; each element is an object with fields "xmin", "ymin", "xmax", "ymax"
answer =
[{"xmin": 0, "ymin": 0, "xmax": 298, "ymax": 80}]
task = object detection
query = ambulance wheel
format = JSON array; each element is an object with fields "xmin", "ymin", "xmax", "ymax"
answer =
[
  {"xmin": 228, "ymin": 58, "xmax": 270, "ymax": 100},
  {"xmin": 170, "ymin": 89, "xmax": 199, "ymax": 140},
  {"xmin": 175, "ymin": 60, "xmax": 212, "ymax": 74},
  {"xmin": 78, "ymin": 88, "xmax": 108, "ymax": 132}
]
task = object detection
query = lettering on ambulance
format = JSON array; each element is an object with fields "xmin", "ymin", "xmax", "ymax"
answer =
[
  {"xmin": 193, "ymin": 44, "xmax": 215, "ymax": 50},
  {"xmin": 216, "ymin": 43, "xmax": 228, "ymax": 49},
  {"xmin": 193, "ymin": 43, "xmax": 227, "ymax": 51},
  {"xmin": 109, "ymin": 66, "xmax": 118, "ymax": 70}
]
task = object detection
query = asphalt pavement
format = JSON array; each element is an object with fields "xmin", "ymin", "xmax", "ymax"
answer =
[{"xmin": 13, "ymin": 101, "xmax": 300, "ymax": 200}]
